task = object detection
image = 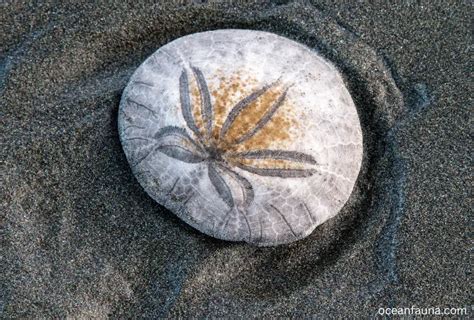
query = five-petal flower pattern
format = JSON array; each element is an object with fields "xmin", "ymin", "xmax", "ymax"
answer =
[
  {"xmin": 119, "ymin": 30, "xmax": 364, "ymax": 245},
  {"xmin": 145, "ymin": 66, "xmax": 318, "ymax": 217}
]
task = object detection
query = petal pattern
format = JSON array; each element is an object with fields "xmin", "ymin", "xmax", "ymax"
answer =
[
  {"xmin": 154, "ymin": 126, "xmax": 205, "ymax": 153},
  {"xmin": 179, "ymin": 69, "xmax": 202, "ymax": 138},
  {"xmin": 157, "ymin": 144, "xmax": 205, "ymax": 163},
  {"xmin": 208, "ymin": 163, "xmax": 234, "ymax": 208},
  {"xmin": 228, "ymin": 149, "xmax": 316, "ymax": 164},
  {"xmin": 233, "ymin": 87, "xmax": 289, "ymax": 144},
  {"xmin": 217, "ymin": 163, "xmax": 254, "ymax": 208},
  {"xmin": 191, "ymin": 66, "xmax": 213, "ymax": 138},
  {"xmin": 235, "ymin": 163, "xmax": 316, "ymax": 178},
  {"xmin": 170, "ymin": 67, "xmax": 318, "ymax": 212},
  {"xmin": 219, "ymin": 82, "xmax": 275, "ymax": 140}
]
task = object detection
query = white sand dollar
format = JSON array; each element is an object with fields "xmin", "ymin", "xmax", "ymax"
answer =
[{"xmin": 119, "ymin": 30, "xmax": 363, "ymax": 246}]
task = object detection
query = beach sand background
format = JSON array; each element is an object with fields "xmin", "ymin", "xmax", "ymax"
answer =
[{"xmin": 1, "ymin": 1, "xmax": 470, "ymax": 318}]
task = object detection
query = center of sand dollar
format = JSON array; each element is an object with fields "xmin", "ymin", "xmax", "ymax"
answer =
[{"xmin": 118, "ymin": 29, "xmax": 363, "ymax": 246}]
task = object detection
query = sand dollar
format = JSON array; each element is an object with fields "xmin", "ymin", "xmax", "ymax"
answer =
[{"xmin": 118, "ymin": 30, "xmax": 363, "ymax": 246}]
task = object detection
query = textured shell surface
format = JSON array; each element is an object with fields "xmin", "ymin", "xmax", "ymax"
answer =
[{"xmin": 118, "ymin": 29, "xmax": 363, "ymax": 246}]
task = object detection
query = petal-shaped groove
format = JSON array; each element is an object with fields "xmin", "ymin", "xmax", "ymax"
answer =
[
  {"xmin": 217, "ymin": 163, "xmax": 254, "ymax": 208},
  {"xmin": 228, "ymin": 149, "xmax": 316, "ymax": 164},
  {"xmin": 191, "ymin": 67, "xmax": 213, "ymax": 138},
  {"xmin": 154, "ymin": 126, "xmax": 205, "ymax": 153},
  {"xmin": 233, "ymin": 87, "xmax": 289, "ymax": 145},
  {"xmin": 236, "ymin": 163, "xmax": 316, "ymax": 178},
  {"xmin": 179, "ymin": 69, "xmax": 201, "ymax": 138},
  {"xmin": 131, "ymin": 126, "xmax": 208, "ymax": 167},
  {"xmin": 157, "ymin": 145, "xmax": 205, "ymax": 163},
  {"xmin": 208, "ymin": 163, "xmax": 234, "ymax": 208},
  {"xmin": 218, "ymin": 82, "xmax": 275, "ymax": 140}
]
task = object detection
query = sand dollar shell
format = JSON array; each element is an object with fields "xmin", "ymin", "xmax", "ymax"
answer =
[{"xmin": 118, "ymin": 30, "xmax": 363, "ymax": 246}]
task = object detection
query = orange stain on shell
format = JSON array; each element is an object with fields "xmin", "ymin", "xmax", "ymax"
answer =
[
  {"xmin": 228, "ymin": 158, "xmax": 305, "ymax": 170},
  {"xmin": 213, "ymin": 73, "xmax": 297, "ymax": 151},
  {"xmin": 189, "ymin": 69, "xmax": 300, "ymax": 166}
]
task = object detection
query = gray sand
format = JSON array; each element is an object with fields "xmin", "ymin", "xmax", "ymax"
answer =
[{"xmin": 1, "ymin": 1, "xmax": 471, "ymax": 318}]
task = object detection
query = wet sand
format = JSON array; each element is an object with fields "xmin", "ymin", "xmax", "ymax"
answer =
[{"xmin": 1, "ymin": 1, "xmax": 470, "ymax": 318}]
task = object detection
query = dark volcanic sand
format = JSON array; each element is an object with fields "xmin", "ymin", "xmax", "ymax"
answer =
[{"xmin": 1, "ymin": 1, "xmax": 471, "ymax": 318}]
